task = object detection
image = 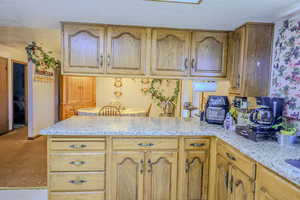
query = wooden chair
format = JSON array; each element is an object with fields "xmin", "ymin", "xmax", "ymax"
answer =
[
  {"xmin": 145, "ymin": 104, "xmax": 152, "ymax": 117},
  {"xmin": 99, "ymin": 106, "xmax": 121, "ymax": 116}
]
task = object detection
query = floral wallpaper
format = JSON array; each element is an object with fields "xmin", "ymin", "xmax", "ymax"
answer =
[{"xmin": 271, "ymin": 15, "xmax": 300, "ymax": 120}]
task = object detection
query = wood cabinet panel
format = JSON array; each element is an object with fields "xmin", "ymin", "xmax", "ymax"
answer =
[
  {"xmin": 50, "ymin": 153, "xmax": 105, "ymax": 172},
  {"xmin": 50, "ymin": 140, "xmax": 105, "ymax": 151},
  {"xmin": 50, "ymin": 192, "xmax": 105, "ymax": 200},
  {"xmin": 151, "ymin": 29, "xmax": 191, "ymax": 76},
  {"xmin": 106, "ymin": 26, "xmax": 149, "ymax": 75},
  {"xmin": 112, "ymin": 138, "xmax": 178, "ymax": 150},
  {"xmin": 60, "ymin": 76, "xmax": 96, "ymax": 120},
  {"xmin": 217, "ymin": 141, "xmax": 255, "ymax": 178},
  {"xmin": 255, "ymin": 164, "xmax": 300, "ymax": 200},
  {"xmin": 216, "ymin": 155, "xmax": 230, "ymax": 200},
  {"xmin": 146, "ymin": 151, "xmax": 178, "ymax": 200},
  {"xmin": 229, "ymin": 167, "xmax": 254, "ymax": 200},
  {"xmin": 183, "ymin": 151, "xmax": 209, "ymax": 200},
  {"xmin": 63, "ymin": 24, "xmax": 105, "ymax": 74},
  {"xmin": 111, "ymin": 151, "xmax": 144, "ymax": 200},
  {"xmin": 191, "ymin": 32, "xmax": 227, "ymax": 77},
  {"xmin": 50, "ymin": 172, "xmax": 105, "ymax": 192}
]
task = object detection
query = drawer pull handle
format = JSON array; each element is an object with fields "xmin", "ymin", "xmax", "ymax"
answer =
[
  {"xmin": 190, "ymin": 143, "xmax": 205, "ymax": 147},
  {"xmin": 185, "ymin": 159, "xmax": 190, "ymax": 173},
  {"xmin": 226, "ymin": 152, "xmax": 236, "ymax": 161},
  {"xmin": 69, "ymin": 144, "xmax": 87, "ymax": 149},
  {"xmin": 69, "ymin": 161, "xmax": 85, "ymax": 166},
  {"xmin": 69, "ymin": 179, "xmax": 87, "ymax": 185},
  {"xmin": 138, "ymin": 143, "xmax": 154, "ymax": 147}
]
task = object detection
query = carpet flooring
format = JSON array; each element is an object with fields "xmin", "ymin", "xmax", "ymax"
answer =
[{"xmin": 0, "ymin": 127, "xmax": 47, "ymax": 187}]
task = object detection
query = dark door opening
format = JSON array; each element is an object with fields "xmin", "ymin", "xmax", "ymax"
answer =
[{"xmin": 12, "ymin": 62, "xmax": 27, "ymax": 129}]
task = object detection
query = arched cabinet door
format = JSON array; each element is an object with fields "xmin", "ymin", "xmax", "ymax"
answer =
[
  {"xmin": 63, "ymin": 24, "xmax": 105, "ymax": 74},
  {"xmin": 151, "ymin": 29, "xmax": 191, "ymax": 76},
  {"xmin": 106, "ymin": 26, "xmax": 149, "ymax": 75},
  {"xmin": 230, "ymin": 166, "xmax": 254, "ymax": 200},
  {"xmin": 215, "ymin": 155, "xmax": 230, "ymax": 200},
  {"xmin": 146, "ymin": 151, "xmax": 178, "ymax": 200},
  {"xmin": 191, "ymin": 32, "xmax": 227, "ymax": 77},
  {"xmin": 111, "ymin": 152, "xmax": 145, "ymax": 200},
  {"xmin": 183, "ymin": 151, "xmax": 209, "ymax": 200}
]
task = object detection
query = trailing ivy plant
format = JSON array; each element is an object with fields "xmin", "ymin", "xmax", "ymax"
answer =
[
  {"xmin": 25, "ymin": 41, "xmax": 61, "ymax": 70},
  {"xmin": 147, "ymin": 79, "xmax": 180, "ymax": 108}
]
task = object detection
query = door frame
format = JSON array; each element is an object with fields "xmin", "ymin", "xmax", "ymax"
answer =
[
  {"xmin": 0, "ymin": 56, "xmax": 9, "ymax": 134},
  {"xmin": 11, "ymin": 60, "xmax": 28, "ymax": 126}
]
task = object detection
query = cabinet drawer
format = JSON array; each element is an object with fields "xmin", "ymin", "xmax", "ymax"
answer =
[
  {"xmin": 50, "ymin": 140, "xmax": 105, "ymax": 151},
  {"xmin": 50, "ymin": 153, "xmax": 105, "ymax": 172},
  {"xmin": 50, "ymin": 172, "xmax": 105, "ymax": 192},
  {"xmin": 184, "ymin": 138, "xmax": 210, "ymax": 150},
  {"xmin": 50, "ymin": 192, "xmax": 105, "ymax": 200},
  {"xmin": 113, "ymin": 138, "xmax": 178, "ymax": 150},
  {"xmin": 217, "ymin": 142, "xmax": 255, "ymax": 178}
]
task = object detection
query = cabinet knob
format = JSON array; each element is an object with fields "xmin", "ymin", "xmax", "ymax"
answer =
[
  {"xmin": 184, "ymin": 58, "xmax": 189, "ymax": 70},
  {"xmin": 191, "ymin": 59, "xmax": 196, "ymax": 69},
  {"xmin": 138, "ymin": 143, "xmax": 154, "ymax": 147},
  {"xmin": 69, "ymin": 160, "xmax": 85, "ymax": 166},
  {"xmin": 69, "ymin": 144, "xmax": 87, "ymax": 149},
  {"xmin": 226, "ymin": 152, "xmax": 236, "ymax": 161},
  {"xmin": 69, "ymin": 179, "xmax": 86, "ymax": 185},
  {"xmin": 190, "ymin": 143, "xmax": 205, "ymax": 147},
  {"xmin": 107, "ymin": 55, "xmax": 111, "ymax": 66},
  {"xmin": 100, "ymin": 55, "xmax": 104, "ymax": 67}
]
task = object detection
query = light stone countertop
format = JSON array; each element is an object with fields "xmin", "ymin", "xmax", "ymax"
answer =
[{"xmin": 41, "ymin": 116, "xmax": 300, "ymax": 187}]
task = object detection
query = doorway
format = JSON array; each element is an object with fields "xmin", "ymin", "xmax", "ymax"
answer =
[
  {"xmin": 0, "ymin": 57, "xmax": 9, "ymax": 134},
  {"xmin": 12, "ymin": 61, "xmax": 28, "ymax": 129}
]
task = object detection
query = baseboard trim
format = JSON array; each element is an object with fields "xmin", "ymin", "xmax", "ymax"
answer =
[
  {"xmin": 27, "ymin": 134, "xmax": 41, "ymax": 140},
  {"xmin": 0, "ymin": 186, "xmax": 47, "ymax": 190}
]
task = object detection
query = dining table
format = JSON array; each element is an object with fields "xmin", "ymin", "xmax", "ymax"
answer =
[{"xmin": 77, "ymin": 107, "xmax": 147, "ymax": 117}]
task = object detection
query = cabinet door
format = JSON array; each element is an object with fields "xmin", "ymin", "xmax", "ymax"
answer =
[
  {"xmin": 146, "ymin": 151, "xmax": 178, "ymax": 200},
  {"xmin": 151, "ymin": 29, "xmax": 190, "ymax": 76},
  {"xmin": 106, "ymin": 26, "xmax": 149, "ymax": 75},
  {"xmin": 228, "ymin": 27, "xmax": 245, "ymax": 94},
  {"xmin": 229, "ymin": 167, "xmax": 254, "ymax": 200},
  {"xmin": 80, "ymin": 77, "xmax": 96, "ymax": 105},
  {"xmin": 191, "ymin": 32, "xmax": 227, "ymax": 77},
  {"xmin": 63, "ymin": 24, "xmax": 105, "ymax": 74},
  {"xmin": 111, "ymin": 152, "xmax": 145, "ymax": 200},
  {"xmin": 183, "ymin": 151, "xmax": 209, "ymax": 200},
  {"xmin": 215, "ymin": 155, "xmax": 230, "ymax": 200}
]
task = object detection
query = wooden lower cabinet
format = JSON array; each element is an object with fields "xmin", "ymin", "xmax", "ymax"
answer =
[
  {"xmin": 111, "ymin": 151, "xmax": 178, "ymax": 200},
  {"xmin": 111, "ymin": 151, "xmax": 145, "ymax": 200},
  {"xmin": 255, "ymin": 164, "xmax": 300, "ymax": 200},
  {"xmin": 229, "ymin": 167, "xmax": 254, "ymax": 200},
  {"xmin": 183, "ymin": 151, "xmax": 209, "ymax": 200},
  {"xmin": 215, "ymin": 155, "xmax": 230, "ymax": 200}
]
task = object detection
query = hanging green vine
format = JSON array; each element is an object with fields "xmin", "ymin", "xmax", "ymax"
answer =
[
  {"xmin": 25, "ymin": 41, "xmax": 61, "ymax": 70},
  {"xmin": 147, "ymin": 79, "xmax": 180, "ymax": 107}
]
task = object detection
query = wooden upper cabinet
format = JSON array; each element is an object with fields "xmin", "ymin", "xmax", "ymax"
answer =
[
  {"xmin": 146, "ymin": 151, "xmax": 178, "ymax": 200},
  {"xmin": 63, "ymin": 24, "xmax": 105, "ymax": 74},
  {"xmin": 111, "ymin": 151, "xmax": 145, "ymax": 200},
  {"xmin": 183, "ymin": 151, "xmax": 209, "ymax": 200},
  {"xmin": 191, "ymin": 32, "xmax": 227, "ymax": 77},
  {"xmin": 228, "ymin": 27, "xmax": 245, "ymax": 94},
  {"xmin": 216, "ymin": 155, "xmax": 230, "ymax": 200},
  {"xmin": 106, "ymin": 26, "xmax": 149, "ymax": 75},
  {"xmin": 151, "ymin": 29, "xmax": 191, "ymax": 76}
]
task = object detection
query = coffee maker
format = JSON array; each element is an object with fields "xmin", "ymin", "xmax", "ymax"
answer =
[{"xmin": 236, "ymin": 97, "xmax": 284, "ymax": 141}]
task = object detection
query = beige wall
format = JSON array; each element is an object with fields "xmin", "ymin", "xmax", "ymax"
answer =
[{"xmin": 96, "ymin": 77, "xmax": 181, "ymax": 117}]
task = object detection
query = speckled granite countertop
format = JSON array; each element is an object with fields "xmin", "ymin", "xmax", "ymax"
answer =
[{"xmin": 41, "ymin": 116, "xmax": 300, "ymax": 187}]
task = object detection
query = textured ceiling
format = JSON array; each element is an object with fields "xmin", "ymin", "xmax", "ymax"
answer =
[{"xmin": 0, "ymin": 0, "xmax": 299, "ymax": 30}]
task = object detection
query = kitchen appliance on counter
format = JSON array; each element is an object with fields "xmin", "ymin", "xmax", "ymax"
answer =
[
  {"xmin": 235, "ymin": 96, "xmax": 285, "ymax": 142},
  {"xmin": 205, "ymin": 96, "xmax": 229, "ymax": 125}
]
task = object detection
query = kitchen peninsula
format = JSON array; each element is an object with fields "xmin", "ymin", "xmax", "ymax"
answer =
[{"xmin": 42, "ymin": 116, "xmax": 300, "ymax": 200}]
